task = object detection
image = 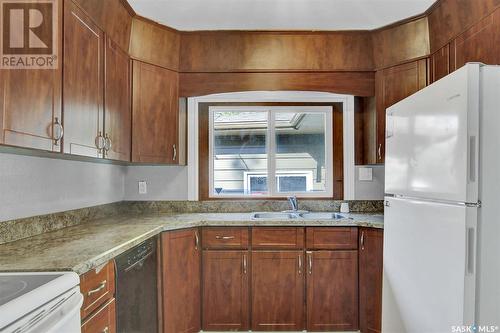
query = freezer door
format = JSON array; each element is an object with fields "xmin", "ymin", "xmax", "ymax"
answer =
[
  {"xmin": 382, "ymin": 197, "xmax": 477, "ymax": 333},
  {"xmin": 385, "ymin": 63, "xmax": 480, "ymax": 203}
]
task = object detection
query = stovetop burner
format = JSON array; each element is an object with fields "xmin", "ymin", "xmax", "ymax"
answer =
[{"xmin": 0, "ymin": 275, "xmax": 61, "ymax": 306}]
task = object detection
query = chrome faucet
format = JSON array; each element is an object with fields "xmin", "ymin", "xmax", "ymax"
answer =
[{"xmin": 287, "ymin": 195, "xmax": 299, "ymax": 212}]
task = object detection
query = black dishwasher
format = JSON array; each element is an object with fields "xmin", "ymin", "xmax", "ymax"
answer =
[{"xmin": 115, "ymin": 236, "xmax": 158, "ymax": 333}]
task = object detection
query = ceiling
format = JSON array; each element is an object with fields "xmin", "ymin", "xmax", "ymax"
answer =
[{"xmin": 127, "ymin": 0, "xmax": 436, "ymax": 31}]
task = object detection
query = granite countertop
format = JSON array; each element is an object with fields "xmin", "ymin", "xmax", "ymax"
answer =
[{"xmin": 0, "ymin": 212, "xmax": 383, "ymax": 275}]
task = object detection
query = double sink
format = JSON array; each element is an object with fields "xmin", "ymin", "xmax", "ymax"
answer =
[{"xmin": 252, "ymin": 212, "xmax": 351, "ymax": 220}]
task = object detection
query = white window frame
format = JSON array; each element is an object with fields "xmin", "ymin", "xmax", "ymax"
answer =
[
  {"xmin": 244, "ymin": 171, "xmax": 314, "ymax": 194},
  {"xmin": 208, "ymin": 105, "xmax": 333, "ymax": 198}
]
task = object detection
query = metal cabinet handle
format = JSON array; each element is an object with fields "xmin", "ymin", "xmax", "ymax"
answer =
[
  {"xmin": 87, "ymin": 280, "xmax": 107, "ymax": 296},
  {"xmin": 360, "ymin": 231, "xmax": 365, "ymax": 251},
  {"xmin": 172, "ymin": 144, "xmax": 177, "ymax": 161},
  {"xmin": 102, "ymin": 327, "xmax": 109, "ymax": 333},
  {"xmin": 53, "ymin": 117, "xmax": 64, "ymax": 146},
  {"xmin": 104, "ymin": 134, "xmax": 112, "ymax": 155},
  {"xmin": 298, "ymin": 255, "xmax": 302, "ymax": 275},
  {"xmin": 243, "ymin": 254, "xmax": 247, "ymax": 274},
  {"xmin": 307, "ymin": 252, "xmax": 312, "ymax": 275},
  {"xmin": 215, "ymin": 235, "xmax": 235, "ymax": 240},
  {"xmin": 95, "ymin": 131, "xmax": 105, "ymax": 152},
  {"xmin": 378, "ymin": 143, "xmax": 382, "ymax": 161},
  {"xmin": 194, "ymin": 231, "xmax": 200, "ymax": 250}
]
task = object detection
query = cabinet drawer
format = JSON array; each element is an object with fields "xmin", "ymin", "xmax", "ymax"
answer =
[
  {"xmin": 81, "ymin": 298, "xmax": 116, "ymax": 333},
  {"xmin": 252, "ymin": 227, "xmax": 304, "ymax": 249},
  {"xmin": 306, "ymin": 227, "xmax": 358, "ymax": 250},
  {"xmin": 202, "ymin": 227, "xmax": 249, "ymax": 249},
  {"xmin": 80, "ymin": 261, "xmax": 115, "ymax": 319}
]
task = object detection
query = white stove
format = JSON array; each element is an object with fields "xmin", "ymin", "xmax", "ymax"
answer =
[{"xmin": 0, "ymin": 272, "xmax": 82, "ymax": 333}]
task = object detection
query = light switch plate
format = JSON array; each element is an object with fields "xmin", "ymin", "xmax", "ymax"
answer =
[
  {"xmin": 138, "ymin": 181, "xmax": 147, "ymax": 194},
  {"xmin": 359, "ymin": 167, "xmax": 373, "ymax": 181}
]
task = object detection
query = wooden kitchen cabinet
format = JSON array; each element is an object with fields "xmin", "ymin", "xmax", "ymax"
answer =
[
  {"xmin": 251, "ymin": 227, "xmax": 305, "ymax": 249},
  {"xmin": 430, "ymin": 44, "xmax": 451, "ymax": 83},
  {"xmin": 104, "ymin": 37, "xmax": 131, "ymax": 161},
  {"xmin": 0, "ymin": 2, "xmax": 62, "ymax": 152},
  {"xmin": 161, "ymin": 229, "xmax": 201, "ymax": 333},
  {"xmin": 132, "ymin": 60, "xmax": 179, "ymax": 164},
  {"xmin": 306, "ymin": 250, "xmax": 358, "ymax": 331},
  {"xmin": 202, "ymin": 250, "xmax": 249, "ymax": 331},
  {"xmin": 359, "ymin": 228, "xmax": 384, "ymax": 333},
  {"xmin": 251, "ymin": 251, "xmax": 304, "ymax": 331},
  {"xmin": 81, "ymin": 298, "xmax": 116, "ymax": 333},
  {"xmin": 375, "ymin": 59, "xmax": 428, "ymax": 163},
  {"xmin": 63, "ymin": 0, "xmax": 105, "ymax": 158},
  {"xmin": 80, "ymin": 261, "xmax": 115, "ymax": 319}
]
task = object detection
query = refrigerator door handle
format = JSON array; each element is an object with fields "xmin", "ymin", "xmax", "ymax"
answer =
[
  {"xmin": 466, "ymin": 226, "xmax": 476, "ymax": 275},
  {"xmin": 468, "ymin": 135, "xmax": 477, "ymax": 183}
]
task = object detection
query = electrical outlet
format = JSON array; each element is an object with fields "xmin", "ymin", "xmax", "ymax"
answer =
[
  {"xmin": 359, "ymin": 167, "xmax": 373, "ymax": 181},
  {"xmin": 138, "ymin": 181, "xmax": 147, "ymax": 194}
]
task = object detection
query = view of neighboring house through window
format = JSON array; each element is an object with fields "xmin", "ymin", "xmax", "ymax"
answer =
[{"xmin": 209, "ymin": 106, "xmax": 333, "ymax": 197}]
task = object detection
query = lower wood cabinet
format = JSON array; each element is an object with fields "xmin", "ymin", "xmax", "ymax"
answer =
[
  {"xmin": 359, "ymin": 228, "xmax": 384, "ymax": 333},
  {"xmin": 161, "ymin": 228, "xmax": 201, "ymax": 333},
  {"xmin": 202, "ymin": 250, "xmax": 249, "ymax": 331},
  {"xmin": 81, "ymin": 298, "xmax": 116, "ymax": 333},
  {"xmin": 251, "ymin": 251, "xmax": 304, "ymax": 331},
  {"xmin": 306, "ymin": 250, "xmax": 358, "ymax": 331}
]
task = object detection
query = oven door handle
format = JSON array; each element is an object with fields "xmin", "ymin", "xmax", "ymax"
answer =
[{"xmin": 123, "ymin": 251, "xmax": 154, "ymax": 272}]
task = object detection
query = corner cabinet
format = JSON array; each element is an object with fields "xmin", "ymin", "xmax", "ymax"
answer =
[
  {"xmin": 132, "ymin": 60, "xmax": 180, "ymax": 164},
  {"xmin": 161, "ymin": 229, "xmax": 201, "ymax": 333},
  {"xmin": 359, "ymin": 228, "xmax": 384, "ymax": 333},
  {"xmin": 63, "ymin": 0, "xmax": 105, "ymax": 158}
]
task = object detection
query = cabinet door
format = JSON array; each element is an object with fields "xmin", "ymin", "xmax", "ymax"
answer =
[
  {"xmin": 63, "ymin": 0, "xmax": 104, "ymax": 157},
  {"xmin": 81, "ymin": 298, "xmax": 116, "ymax": 333},
  {"xmin": 306, "ymin": 250, "xmax": 358, "ymax": 331},
  {"xmin": 104, "ymin": 37, "xmax": 131, "ymax": 161},
  {"xmin": 161, "ymin": 229, "xmax": 201, "ymax": 333},
  {"xmin": 376, "ymin": 59, "xmax": 428, "ymax": 163},
  {"xmin": 359, "ymin": 228, "xmax": 384, "ymax": 333},
  {"xmin": 251, "ymin": 251, "xmax": 304, "ymax": 331},
  {"xmin": 132, "ymin": 60, "xmax": 179, "ymax": 164},
  {"xmin": 0, "ymin": 2, "xmax": 62, "ymax": 152},
  {"xmin": 202, "ymin": 250, "xmax": 249, "ymax": 331},
  {"xmin": 431, "ymin": 44, "xmax": 450, "ymax": 83},
  {"xmin": 452, "ymin": 9, "xmax": 500, "ymax": 71}
]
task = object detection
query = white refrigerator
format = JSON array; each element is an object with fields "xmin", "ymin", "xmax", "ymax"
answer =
[{"xmin": 383, "ymin": 63, "xmax": 500, "ymax": 333}]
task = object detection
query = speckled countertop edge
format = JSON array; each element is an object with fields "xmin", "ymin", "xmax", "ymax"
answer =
[{"xmin": 0, "ymin": 212, "xmax": 383, "ymax": 275}]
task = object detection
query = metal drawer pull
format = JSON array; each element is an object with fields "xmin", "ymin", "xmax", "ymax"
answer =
[
  {"xmin": 298, "ymin": 255, "xmax": 302, "ymax": 274},
  {"xmin": 194, "ymin": 231, "xmax": 200, "ymax": 250},
  {"xmin": 243, "ymin": 254, "xmax": 247, "ymax": 274},
  {"xmin": 87, "ymin": 280, "xmax": 107, "ymax": 296},
  {"xmin": 360, "ymin": 231, "xmax": 365, "ymax": 251},
  {"xmin": 215, "ymin": 235, "xmax": 235, "ymax": 240},
  {"xmin": 102, "ymin": 327, "xmax": 109, "ymax": 333},
  {"xmin": 172, "ymin": 144, "xmax": 177, "ymax": 161},
  {"xmin": 307, "ymin": 252, "xmax": 313, "ymax": 275},
  {"xmin": 378, "ymin": 143, "xmax": 382, "ymax": 161}
]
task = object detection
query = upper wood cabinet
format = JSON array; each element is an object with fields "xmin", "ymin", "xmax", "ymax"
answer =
[
  {"xmin": 0, "ymin": 2, "xmax": 62, "ymax": 152},
  {"xmin": 63, "ymin": 0, "xmax": 104, "ymax": 158},
  {"xmin": 202, "ymin": 250, "xmax": 249, "ymax": 331},
  {"xmin": 104, "ymin": 37, "xmax": 131, "ymax": 161},
  {"xmin": 359, "ymin": 228, "xmax": 384, "ymax": 333},
  {"xmin": 375, "ymin": 59, "xmax": 428, "ymax": 163},
  {"xmin": 132, "ymin": 60, "xmax": 180, "ymax": 164},
  {"xmin": 162, "ymin": 229, "xmax": 201, "ymax": 333},
  {"xmin": 251, "ymin": 251, "xmax": 304, "ymax": 331},
  {"xmin": 306, "ymin": 250, "xmax": 358, "ymax": 331},
  {"xmin": 451, "ymin": 8, "xmax": 500, "ymax": 71},
  {"xmin": 430, "ymin": 44, "xmax": 451, "ymax": 83}
]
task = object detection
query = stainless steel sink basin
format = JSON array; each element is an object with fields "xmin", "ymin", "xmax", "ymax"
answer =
[
  {"xmin": 299, "ymin": 212, "xmax": 349, "ymax": 220},
  {"xmin": 252, "ymin": 212, "xmax": 299, "ymax": 219}
]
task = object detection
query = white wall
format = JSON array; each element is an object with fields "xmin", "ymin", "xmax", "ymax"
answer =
[
  {"xmin": 354, "ymin": 165, "xmax": 385, "ymax": 200},
  {"xmin": 124, "ymin": 165, "xmax": 189, "ymax": 200},
  {"xmin": 0, "ymin": 153, "xmax": 126, "ymax": 222}
]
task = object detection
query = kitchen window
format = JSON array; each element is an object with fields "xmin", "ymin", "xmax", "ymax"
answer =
[{"xmin": 209, "ymin": 106, "xmax": 333, "ymax": 198}]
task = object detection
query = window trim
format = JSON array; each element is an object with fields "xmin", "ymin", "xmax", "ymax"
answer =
[{"xmin": 208, "ymin": 105, "xmax": 334, "ymax": 198}]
